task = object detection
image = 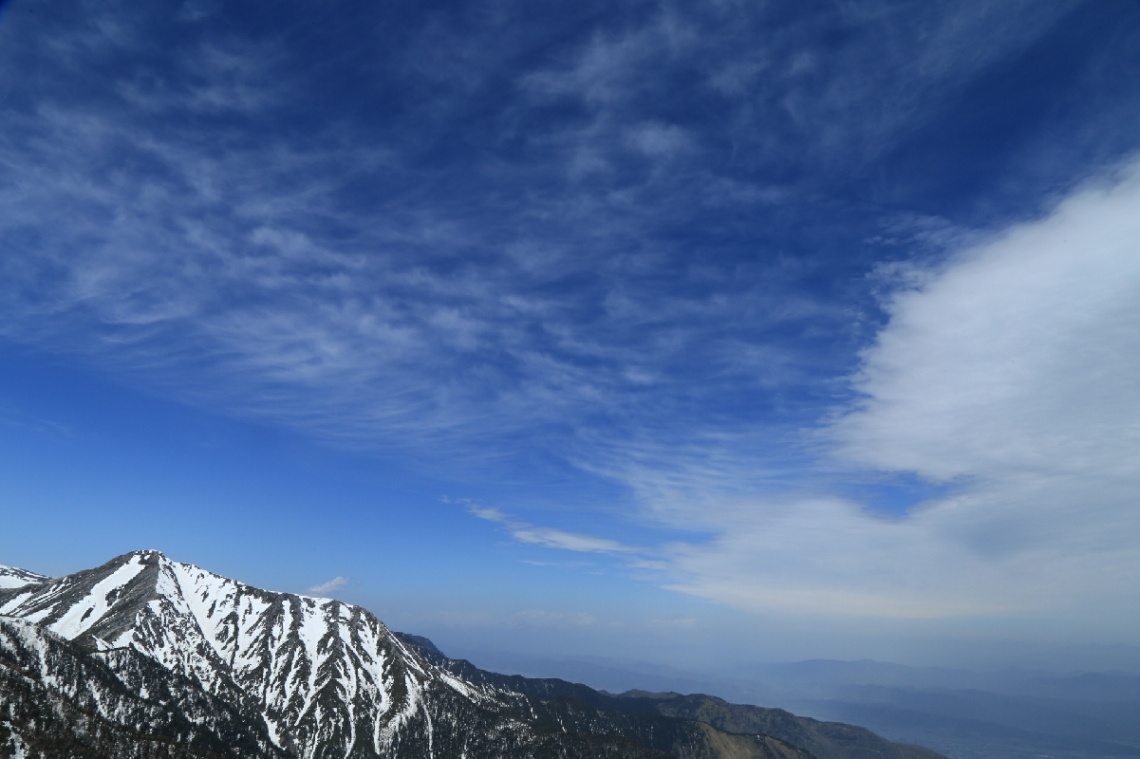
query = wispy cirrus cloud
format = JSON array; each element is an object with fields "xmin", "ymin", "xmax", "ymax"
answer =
[
  {"xmin": 0, "ymin": 67, "xmax": 826, "ymax": 473},
  {"xmin": 0, "ymin": 0, "xmax": 1090, "ymax": 472},
  {"xmin": 464, "ymin": 502, "xmax": 638, "ymax": 555},
  {"xmin": 308, "ymin": 576, "xmax": 349, "ymax": 596}
]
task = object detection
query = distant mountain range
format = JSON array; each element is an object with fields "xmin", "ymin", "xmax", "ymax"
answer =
[{"xmin": 0, "ymin": 550, "xmax": 944, "ymax": 759}]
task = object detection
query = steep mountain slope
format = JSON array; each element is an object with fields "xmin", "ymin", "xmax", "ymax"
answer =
[{"xmin": 0, "ymin": 551, "xmax": 942, "ymax": 759}]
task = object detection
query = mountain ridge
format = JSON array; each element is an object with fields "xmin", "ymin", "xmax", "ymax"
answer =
[
  {"xmin": 1, "ymin": 550, "xmax": 945, "ymax": 759},
  {"xmin": 393, "ymin": 634, "xmax": 943, "ymax": 759}
]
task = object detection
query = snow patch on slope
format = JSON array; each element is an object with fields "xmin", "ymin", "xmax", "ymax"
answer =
[
  {"xmin": 47, "ymin": 554, "xmax": 146, "ymax": 639},
  {"xmin": 0, "ymin": 589, "xmax": 35, "ymax": 615}
]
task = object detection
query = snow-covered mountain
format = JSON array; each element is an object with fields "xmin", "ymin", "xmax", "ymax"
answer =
[
  {"xmin": 0, "ymin": 550, "xmax": 516, "ymax": 758},
  {"xmin": 0, "ymin": 551, "xmax": 944, "ymax": 759}
]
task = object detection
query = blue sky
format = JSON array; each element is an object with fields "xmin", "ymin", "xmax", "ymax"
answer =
[{"xmin": 3, "ymin": 0, "xmax": 1140, "ymax": 672}]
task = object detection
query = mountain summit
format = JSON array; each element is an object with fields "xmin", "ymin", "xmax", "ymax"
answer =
[{"xmin": 0, "ymin": 551, "xmax": 943, "ymax": 759}]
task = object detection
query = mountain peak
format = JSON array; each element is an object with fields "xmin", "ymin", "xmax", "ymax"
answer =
[{"xmin": 126, "ymin": 548, "xmax": 166, "ymax": 559}]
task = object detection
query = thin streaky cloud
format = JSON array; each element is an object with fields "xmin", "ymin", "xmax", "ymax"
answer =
[
  {"xmin": 466, "ymin": 503, "xmax": 640, "ymax": 556},
  {"xmin": 308, "ymin": 577, "xmax": 349, "ymax": 596}
]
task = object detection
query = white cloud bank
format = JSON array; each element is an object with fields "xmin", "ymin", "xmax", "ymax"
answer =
[{"xmin": 658, "ymin": 160, "xmax": 1140, "ymax": 625}]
